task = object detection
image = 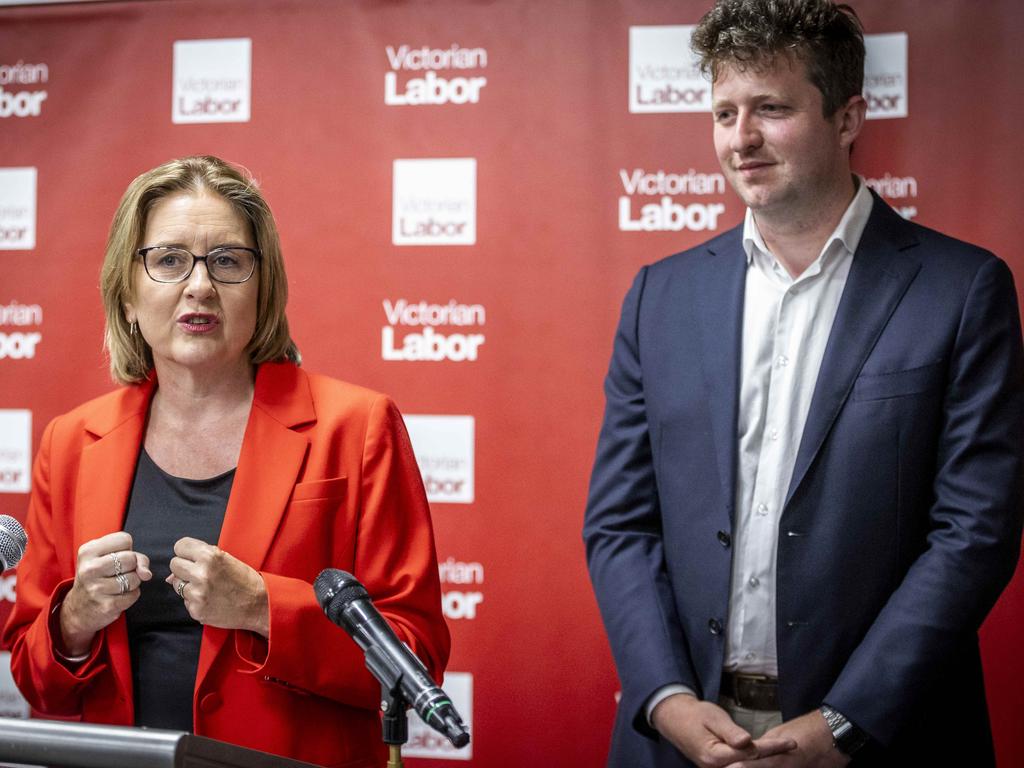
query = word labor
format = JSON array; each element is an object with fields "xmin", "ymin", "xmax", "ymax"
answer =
[
  {"xmin": 176, "ymin": 96, "xmax": 242, "ymax": 117},
  {"xmin": 866, "ymin": 92, "xmax": 902, "ymax": 112},
  {"xmin": 0, "ymin": 332, "xmax": 41, "ymax": 359},
  {"xmin": 441, "ymin": 591, "xmax": 483, "ymax": 620},
  {"xmin": 395, "ymin": 217, "xmax": 469, "ymax": 238},
  {"xmin": 382, "ymin": 326, "xmax": 484, "ymax": 362},
  {"xmin": 0, "ymin": 87, "xmax": 47, "ymax": 118},
  {"xmin": 424, "ymin": 475, "xmax": 466, "ymax": 497},
  {"xmin": 407, "ymin": 731, "xmax": 459, "ymax": 752},
  {"xmin": 385, "ymin": 71, "xmax": 486, "ymax": 105},
  {"xmin": 0, "ymin": 226, "xmax": 28, "ymax": 243},
  {"xmin": 619, "ymin": 196, "xmax": 725, "ymax": 232},
  {"xmin": 634, "ymin": 84, "xmax": 707, "ymax": 107},
  {"xmin": 0, "ymin": 574, "xmax": 16, "ymax": 602}
]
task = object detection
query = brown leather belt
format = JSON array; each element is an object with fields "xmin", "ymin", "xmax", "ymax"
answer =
[{"xmin": 720, "ymin": 672, "xmax": 780, "ymax": 711}]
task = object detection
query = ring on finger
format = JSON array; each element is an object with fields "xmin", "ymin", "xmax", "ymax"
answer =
[
  {"xmin": 110, "ymin": 552, "xmax": 123, "ymax": 577},
  {"xmin": 176, "ymin": 580, "xmax": 189, "ymax": 599},
  {"xmin": 115, "ymin": 573, "xmax": 130, "ymax": 595}
]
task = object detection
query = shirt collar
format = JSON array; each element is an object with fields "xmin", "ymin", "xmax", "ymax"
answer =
[{"xmin": 742, "ymin": 176, "xmax": 874, "ymax": 266}]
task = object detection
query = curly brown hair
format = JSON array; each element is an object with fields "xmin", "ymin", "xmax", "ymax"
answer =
[{"xmin": 691, "ymin": 0, "xmax": 864, "ymax": 117}]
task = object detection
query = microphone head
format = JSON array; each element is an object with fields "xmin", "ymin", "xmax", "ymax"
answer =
[
  {"xmin": 0, "ymin": 515, "xmax": 28, "ymax": 571},
  {"xmin": 313, "ymin": 568, "xmax": 370, "ymax": 625}
]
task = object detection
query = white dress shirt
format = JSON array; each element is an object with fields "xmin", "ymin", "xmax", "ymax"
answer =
[
  {"xmin": 725, "ymin": 179, "xmax": 873, "ymax": 674},
  {"xmin": 646, "ymin": 179, "xmax": 875, "ymax": 720}
]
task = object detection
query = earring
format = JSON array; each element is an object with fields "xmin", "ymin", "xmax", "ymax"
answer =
[{"xmin": 130, "ymin": 321, "xmax": 137, "ymax": 337}]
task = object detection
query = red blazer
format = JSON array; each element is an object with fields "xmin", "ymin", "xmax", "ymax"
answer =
[{"xmin": 2, "ymin": 362, "xmax": 450, "ymax": 768}]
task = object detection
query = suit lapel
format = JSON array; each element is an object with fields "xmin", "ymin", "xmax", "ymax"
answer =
[
  {"xmin": 196, "ymin": 362, "xmax": 315, "ymax": 683},
  {"xmin": 784, "ymin": 198, "xmax": 921, "ymax": 508},
  {"xmin": 693, "ymin": 229, "xmax": 747, "ymax": 515}
]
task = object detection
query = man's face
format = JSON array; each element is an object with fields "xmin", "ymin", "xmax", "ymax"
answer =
[{"xmin": 711, "ymin": 55, "xmax": 858, "ymax": 217}]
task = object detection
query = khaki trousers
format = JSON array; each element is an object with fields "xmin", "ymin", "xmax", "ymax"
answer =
[{"xmin": 720, "ymin": 696, "xmax": 784, "ymax": 739}]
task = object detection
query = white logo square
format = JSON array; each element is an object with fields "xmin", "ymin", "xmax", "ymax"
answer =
[
  {"xmin": 0, "ymin": 651, "xmax": 29, "ymax": 717},
  {"xmin": 864, "ymin": 33, "xmax": 908, "ymax": 120},
  {"xmin": 172, "ymin": 38, "xmax": 252, "ymax": 124},
  {"xmin": 0, "ymin": 409, "xmax": 31, "ymax": 493},
  {"xmin": 392, "ymin": 159, "xmax": 476, "ymax": 246},
  {"xmin": 404, "ymin": 672, "xmax": 473, "ymax": 759},
  {"xmin": 403, "ymin": 415, "xmax": 474, "ymax": 504},
  {"xmin": 0, "ymin": 168, "xmax": 37, "ymax": 250},
  {"xmin": 629, "ymin": 26, "xmax": 710, "ymax": 113}
]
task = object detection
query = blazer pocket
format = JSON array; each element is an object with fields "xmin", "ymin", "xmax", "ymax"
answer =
[
  {"xmin": 852, "ymin": 362, "xmax": 945, "ymax": 402},
  {"xmin": 290, "ymin": 476, "xmax": 347, "ymax": 502}
]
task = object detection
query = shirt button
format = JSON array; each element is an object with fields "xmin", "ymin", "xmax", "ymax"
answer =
[
  {"xmin": 748, "ymin": 576, "xmax": 760, "ymax": 588},
  {"xmin": 745, "ymin": 652, "xmax": 755, "ymax": 661},
  {"xmin": 708, "ymin": 618, "xmax": 723, "ymax": 635},
  {"xmin": 756, "ymin": 503, "xmax": 769, "ymax": 516},
  {"xmin": 770, "ymin": 429, "xmax": 779, "ymax": 441},
  {"xmin": 776, "ymin": 355, "xmax": 789, "ymax": 368},
  {"xmin": 717, "ymin": 530, "xmax": 732, "ymax": 548}
]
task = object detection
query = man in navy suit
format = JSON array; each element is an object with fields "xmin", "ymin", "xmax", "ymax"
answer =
[{"xmin": 583, "ymin": 1, "xmax": 1023, "ymax": 766}]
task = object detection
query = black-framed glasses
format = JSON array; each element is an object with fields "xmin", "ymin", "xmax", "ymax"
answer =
[{"xmin": 136, "ymin": 246, "xmax": 260, "ymax": 284}]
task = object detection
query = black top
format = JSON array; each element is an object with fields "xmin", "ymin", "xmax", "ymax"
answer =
[{"xmin": 123, "ymin": 449, "xmax": 233, "ymax": 732}]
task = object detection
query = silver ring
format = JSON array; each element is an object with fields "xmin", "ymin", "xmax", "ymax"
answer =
[
  {"xmin": 176, "ymin": 580, "xmax": 188, "ymax": 599},
  {"xmin": 115, "ymin": 573, "xmax": 130, "ymax": 595},
  {"xmin": 110, "ymin": 552, "xmax": 123, "ymax": 577}
]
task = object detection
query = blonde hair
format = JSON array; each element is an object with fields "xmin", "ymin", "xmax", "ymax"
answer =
[{"xmin": 100, "ymin": 155, "xmax": 300, "ymax": 384}]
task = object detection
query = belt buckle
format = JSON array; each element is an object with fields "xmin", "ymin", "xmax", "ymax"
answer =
[{"xmin": 733, "ymin": 673, "xmax": 778, "ymax": 711}]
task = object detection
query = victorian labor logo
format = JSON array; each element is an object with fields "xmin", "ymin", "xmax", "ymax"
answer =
[
  {"xmin": 172, "ymin": 38, "xmax": 251, "ymax": 124},
  {"xmin": 0, "ymin": 168, "xmax": 36, "ymax": 250},
  {"xmin": 0, "ymin": 60, "xmax": 48, "ymax": 119},
  {"xmin": 392, "ymin": 159, "xmax": 476, "ymax": 245},
  {"xmin": 0, "ymin": 410, "xmax": 31, "ymax": 493},
  {"xmin": 618, "ymin": 168, "xmax": 727, "ymax": 232},
  {"xmin": 864, "ymin": 33, "xmax": 908, "ymax": 119},
  {"xmin": 403, "ymin": 415, "xmax": 474, "ymax": 504},
  {"xmin": 629, "ymin": 26, "xmax": 710, "ymax": 113},
  {"xmin": 385, "ymin": 44, "xmax": 488, "ymax": 106},
  {"xmin": 381, "ymin": 298, "xmax": 486, "ymax": 362}
]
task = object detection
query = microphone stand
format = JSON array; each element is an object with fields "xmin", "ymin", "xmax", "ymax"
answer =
[{"xmin": 381, "ymin": 680, "xmax": 409, "ymax": 768}]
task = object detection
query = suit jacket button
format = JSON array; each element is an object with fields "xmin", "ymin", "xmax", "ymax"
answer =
[
  {"xmin": 717, "ymin": 530, "xmax": 731, "ymax": 548},
  {"xmin": 708, "ymin": 618, "xmax": 723, "ymax": 635},
  {"xmin": 200, "ymin": 692, "xmax": 222, "ymax": 713}
]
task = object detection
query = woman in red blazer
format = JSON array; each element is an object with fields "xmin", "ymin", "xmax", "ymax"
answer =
[{"xmin": 2, "ymin": 156, "xmax": 449, "ymax": 768}]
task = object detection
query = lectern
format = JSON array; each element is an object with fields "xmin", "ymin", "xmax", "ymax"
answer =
[{"xmin": 0, "ymin": 718, "xmax": 323, "ymax": 768}]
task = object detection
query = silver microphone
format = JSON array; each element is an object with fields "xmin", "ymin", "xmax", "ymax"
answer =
[{"xmin": 0, "ymin": 515, "xmax": 28, "ymax": 570}]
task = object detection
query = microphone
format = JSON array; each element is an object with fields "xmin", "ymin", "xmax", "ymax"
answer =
[
  {"xmin": 0, "ymin": 515, "xmax": 28, "ymax": 571},
  {"xmin": 313, "ymin": 568, "xmax": 469, "ymax": 748}
]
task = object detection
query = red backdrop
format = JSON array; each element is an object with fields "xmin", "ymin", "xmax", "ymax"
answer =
[{"xmin": 1, "ymin": 1, "xmax": 1022, "ymax": 765}]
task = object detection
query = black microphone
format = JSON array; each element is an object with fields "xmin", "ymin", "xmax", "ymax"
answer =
[
  {"xmin": 313, "ymin": 568, "xmax": 469, "ymax": 748},
  {"xmin": 0, "ymin": 515, "xmax": 27, "ymax": 571}
]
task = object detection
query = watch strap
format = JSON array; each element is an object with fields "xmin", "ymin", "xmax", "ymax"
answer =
[{"xmin": 819, "ymin": 704, "xmax": 870, "ymax": 756}]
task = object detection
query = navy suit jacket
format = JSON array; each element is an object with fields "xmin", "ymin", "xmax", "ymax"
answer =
[{"xmin": 584, "ymin": 194, "xmax": 1023, "ymax": 767}]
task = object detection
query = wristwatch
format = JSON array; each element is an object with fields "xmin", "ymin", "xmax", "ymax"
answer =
[{"xmin": 819, "ymin": 704, "xmax": 870, "ymax": 757}]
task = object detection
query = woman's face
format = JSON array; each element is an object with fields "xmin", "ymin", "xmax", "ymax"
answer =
[{"xmin": 125, "ymin": 191, "xmax": 259, "ymax": 378}]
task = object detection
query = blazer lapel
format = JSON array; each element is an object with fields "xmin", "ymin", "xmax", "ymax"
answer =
[
  {"xmin": 75, "ymin": 381, "xmax": 153, "ymax": 551},
  {"xmin": 216, "ymin": 362, "xmax": 315, "ymax": 568},
  {"xmin": 693, "ymin": 229, "xmax": 747, "ymax": 516},
  {"xmin": 196, "ymin": 363, "xmax": 315, "ymax": 683},
  {"xmin": 784, "ymin": 198, "xmax": 922, "ymax": 508},
  {"xmin": 75, "ymin": 377, "xmax": 154, "ymax": 720}
]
